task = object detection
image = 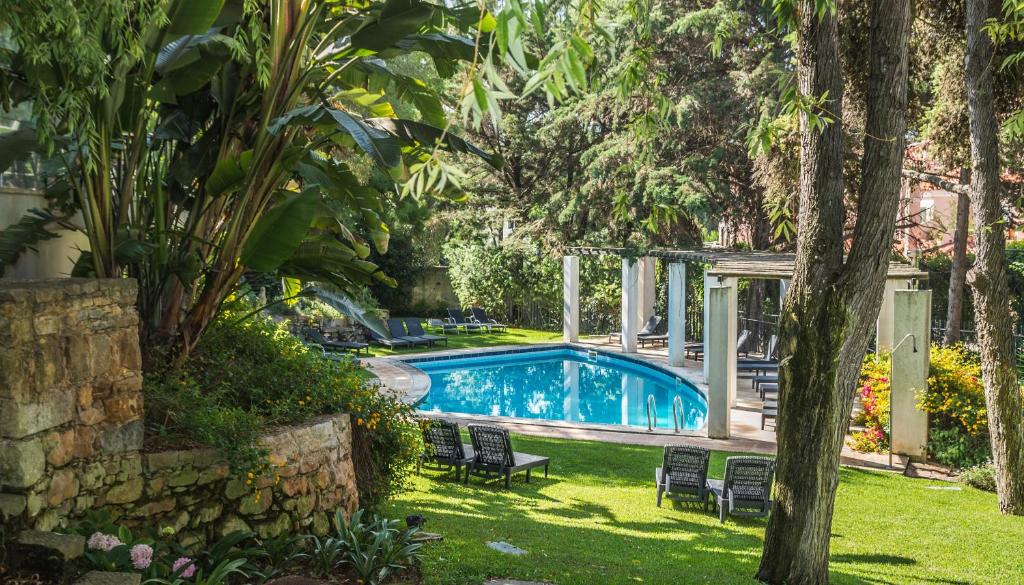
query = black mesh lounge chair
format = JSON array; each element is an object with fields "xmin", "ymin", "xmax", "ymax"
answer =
[
  {"xmin": 707, "ymin": 456, "xmax": 776, "ymax": 523},
  {"xmin": 405, "ymin": 318, "xmax": 448, "ymax": 347},
  {"xmin": 368, "ymin": 329, "xmax": 411, "ymax": 349},
  {"xmin": 738, "ymin": 362, "xmax": 779, "ymax": 375},
  {"xmin": 303, "ymin": 328, "xmax": 369, "ymax": 355},
  {"xmin": 427, "ymin": 318, "xmax": 459, "ymax": 335},
  {"xmin": 417, "ymin": 419, "xmax": 474, "ymax": 481},
  {"xmin": 387, "ymin": 318, "xmax": 431, "ymax": 347},
  {"xmin": 447, "ymin": 308, "xmax": 484, "ymax": 333},
  {"xmin": 466, "ymin": 424, "xmax": 550, "ymax": 489},
  {"xmin": 639, "ymin": 319, "xmax": 669, "ymax": 348},
  {"xmin": 470, "ymin": 307, "xmax": 508, "ymax": 332},
  {"xmin": 655, "ymin": 445, "xmax": 712, "ymax": 508},
  {"xmin": 609, "ymin": 315, "xmax": 662, "ymax": 343}
]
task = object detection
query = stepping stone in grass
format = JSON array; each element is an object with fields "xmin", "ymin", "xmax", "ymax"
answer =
[{"xmin": 487, "ymin": 541, "xmax": 528, "ymax": 555}]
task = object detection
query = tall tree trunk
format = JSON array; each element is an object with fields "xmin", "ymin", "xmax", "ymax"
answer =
[
  {"xmin": 964, "ymin": 0, "xmax": 1024, "ymax": 515},
  {"xmin": 943, "ymin": 167, "xmax": 971, "ymax": 345},
  {"xmin": 756, "ymin": 2, "xmax": 911, "ymax": 583}
]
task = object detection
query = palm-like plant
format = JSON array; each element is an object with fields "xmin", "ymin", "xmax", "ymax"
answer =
[{"xmin": 0, "ymin": 0, "xmax": 517, "ymax": 364}]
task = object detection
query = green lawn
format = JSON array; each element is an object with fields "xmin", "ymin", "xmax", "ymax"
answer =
[
  {"xmin": 386, "ymin": 434, "xmax": 1024, "ymax": 585},
  {"xmin": 366, "ymin": 327, "xmax": 564, "ymax": 357}
]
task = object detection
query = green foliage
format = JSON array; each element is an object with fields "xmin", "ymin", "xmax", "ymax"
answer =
[
  {"xmin": 918, "ymin": 345, "xmax": 991, "ymax": 469},
  {"xmin": 145, "ymin": 302, "xmax": 418, "ymax": 504},
  {"xmin": 444, "ymin": 239, "xmax": 560, "ymax": 322},
  {"xmin": 334, "ymin": 509, "xmax": 423, "ymax": 585},
  {"xmin": 960, "ymin": 461, "xmax": 998, "ymax": 493}
]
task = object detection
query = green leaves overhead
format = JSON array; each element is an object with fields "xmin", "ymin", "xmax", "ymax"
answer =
[
  {"xmin": 269, "ymin": 104, "xmax": 403, "ymax": 168},
  {"xmin": 368, "ymin": 118, "xmax": 503, "ymax": 169},
  {"xmin": 165, "ymin": 0, "xmax": 227, "ymax": 38},
  {"xmin": 240, "ymin": 190, "xmax": 320, "ymax": 272},
  {"xmin": 350, "ymin": 0, "xmax": 438, "ymax": 51}
]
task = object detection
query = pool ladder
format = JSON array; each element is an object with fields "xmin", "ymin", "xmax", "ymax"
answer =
[{"xmin": 647, "ymin": 394, "xmax": 685, "ymax": 432}]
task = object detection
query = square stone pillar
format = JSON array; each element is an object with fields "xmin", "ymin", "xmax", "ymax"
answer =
[
  {"xmin": 876, "ymin": 278, "xmax": 900, "ymax": 351},
  {"xmin": 621, "ymin": 258, "xmax": 639, "ymax": 352},
  {"xmin": 706, "ymin": 284, "xmax": 735, "ymax": 439},
  {"xmin": 639, "ymin": 256, "xmax": 656, "ymax": 326},
  {"xmin": 563, "ymin": 256, "xmax": 579, "ymax": 342},
  {"xmin": 668, "ymin": 263, "xmax": 686, "ymax": 366},
  {"xmin": 891, "ymin": 289, "xmax": 931, "ymax": 461},
  {"xmin": 702, "ymin": 269, "xmax": 712, "ymax": 379},
  {"xmin": 726, "ymin": 277, "xmax": 738, "ymax": 407}
]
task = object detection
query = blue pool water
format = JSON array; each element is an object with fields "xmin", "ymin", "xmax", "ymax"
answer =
[{"xmin": 411, "ymin": 348, "xmax": 707, "ymax": 431}]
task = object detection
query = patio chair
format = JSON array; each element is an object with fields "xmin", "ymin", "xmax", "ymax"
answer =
[
  {"xmin": 761, "ymin": 400, "xmax": 778, "ymax": 430},
  {"xmin": 707, "ymin": 456, "xmax": 776, "ymax": 523},
  {"xmin": 738, "ymin": 361, "xmax": 778, "ymax": 376},
  {"xmin": 387, "ymin": 318, "xmax": 431, "ymax": 347},
  {"xmin": 417, "ymin": 419, "xmax": 475, "ymax": 482},
  {"xmin": 405, "ymin": 318, "xmax": 449, "ymax": 347},
  {"xmin": 470, "ymin": 307, "xmax": 508, "ymax": 332},
  {"xmin": 447, "ymin": 308, "xmax": 485, "ymax": 333},
  {"xmin": 655, "ymin": 445, "xmax": 712, "ymax": 508},
  {"xmin": 739, "ymin": 335, "xmax": 778, "ymax": 365},
  {"xmin": 367, "ymin": 329, "xmax": 411, "ymax": 350},
  {"xmin": 302, "ymin": 328, "xmax": 368, "ymax": 355},
  {"xmin": 427, "ymin": 318, "xmax": 460, "ymax": 335},
  {"xmin": 466, "ymin": 424, "xmax": 550, "ymax": 489},
  {"xmin": 687, "ymin": 329, "xmax": 750, "ymax": 361},
  {"xmin": 609, "ymin": 315, "xmax": 662, "ymax": 343}
]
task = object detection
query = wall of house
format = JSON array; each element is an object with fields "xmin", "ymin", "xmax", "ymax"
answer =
[
  {"xmin": 0, "ymin": 279, "xmax": 357, "ymax": 545},
  {"xmin": 0, "ymin": 188, "xmax": 91, "ymax": 279}
]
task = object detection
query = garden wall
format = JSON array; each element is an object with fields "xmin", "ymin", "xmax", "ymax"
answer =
[{"xmin": 0, "ymin": 279, "xmax": 357, "ymax": 545}]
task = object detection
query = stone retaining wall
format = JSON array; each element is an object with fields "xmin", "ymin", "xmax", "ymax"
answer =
[{"xmin": 0, "ymin": 279, "xmax": 357, "ymax": 544}]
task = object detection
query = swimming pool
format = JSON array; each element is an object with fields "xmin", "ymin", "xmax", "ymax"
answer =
[{"xmin": 408, "ymin": 347, "xmax": 707, "ymax": 431}]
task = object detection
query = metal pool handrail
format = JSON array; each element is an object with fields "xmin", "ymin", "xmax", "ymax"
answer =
[
  {"xmin": 672, "ymin": 395, "xmax": 684, "ymax": 433},
  {"xmin": 646, "ymin": 394, "xmax": 657, "ymax": 431}
]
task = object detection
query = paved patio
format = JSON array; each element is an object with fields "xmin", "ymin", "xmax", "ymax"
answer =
[{"xmin": 365, "ymin": 337, "xmax": 906, "ymax": 472}]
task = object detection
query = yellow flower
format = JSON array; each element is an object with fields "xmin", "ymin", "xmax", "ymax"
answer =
[
  {"xmin": 247, "ymin": 472, "xmax": 254, "ymax": 479},
  {"xmin": 298, "ymin": 400, "xmax": 305, "ymax": 406},
  {"xmin": 357, "ymin": 418, "xmax": 364, "ymax": 426}
]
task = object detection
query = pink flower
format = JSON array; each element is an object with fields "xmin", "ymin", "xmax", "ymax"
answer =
[
  {"xmin": 87, "ymin": 532, "xmax": 123, "ymax": 552},
  {"xmin": 130, "ymin": 544, "xmax": 153, "ymax": 570},
  {"xmin": 172, "ymin": 557, "xmax": 196, "ymax": 579},
  {"xmin": 880, "ymin": 377, "xmax": 889, "ymax": 383}
]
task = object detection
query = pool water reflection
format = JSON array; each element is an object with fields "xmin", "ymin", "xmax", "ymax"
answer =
[{"xmin": 411, "ymin": 348, "xmax": 707, "ymax": 431}]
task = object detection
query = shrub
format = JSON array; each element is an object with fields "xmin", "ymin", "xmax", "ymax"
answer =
[
  {"xmin": 145, "ymin": 302, "xmax": 419, "ymax": 505},
  {"xmin": 850, "ymin": 353, "xmax": 892, "ymax": 453},
  {"xmin": 335, "ymin": 509, "xmax": 422, "ymax": 585},
  {"xmin": 917, "ymin": 345, "xmax": 990, "ymax": 469},
  {"xmin": 960, "ymin": 461, "xmax": 998, "ymax": 492}
]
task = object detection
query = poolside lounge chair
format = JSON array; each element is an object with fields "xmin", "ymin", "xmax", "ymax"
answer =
[
  {"xmin": 609, "ymin": 315, "xmax": 662, "ymax": 343},
  {"xmin": 707, "ymin": 456, "xmax": 776, "ymax": 523},
  {"xmin": 470, "ymin": 307, "xmax": 508, "ymax": 332},
  {"xmin": 655, "ymin": 445, "xmax": 712, "ymax": 508},
  {"xmin": 761, "ymin": 400, "xmax": 778, "ymax": 430},
  {"xmin": 387, "ymin": 318, "xmax": 432, "ymax": 347},
  {"xmin": 738, "ymin": 361, "xmax": 778, "ymax": 375},
  {"xmin": 405, "ymin": 318, "xmax": 448, "ymax": 347},
  {"xmin": 368, "ymin": 329, "xmax": 411, "ymax": 350},
  {"xmin": 417, "ymin": 419, "xmax": 475, "ymax": 482},
  {"xmin": 303, "ymin": 328, "xmax": 369, "ymax": 356},
  {"xmin": 447, "ymin": 308, "xmax": 485, "ymax": 333},
  {"xmin": 739, "ymin": 335, "xmax": 778, "ymax": 365},
  {"xmin": 466, "ymin": 424, "xmax": 550, "ymax": 489},
  {"xmin": 687, "ymin": 329, "xmax": 751, "ymax": 361},
  {"xmin": 427, "ymin": 318, "xmax": 460, "ymax": 335}
]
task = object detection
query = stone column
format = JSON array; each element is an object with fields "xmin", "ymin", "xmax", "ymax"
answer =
[
  {"xmin": 563, "ymin": 256, "xmax": 579, "ymax": 343},
  {"xmin": 706, "ymin": 284, "xmax": 734, "ymax": 439},
  {"xmin": 890, "ymin": 289, "xmax": 931, "ymax": 461},
  {"xmin": 639, "ymin": 256, "xmax": 656, "ymax": 327},
  {"xmin": 876, "ymin": 278, "xmax": 900, "ymax": 351},
  {"xmin": 667, "ymin": 263, "xmax": 686, "ymax": 366},
  {"xmin": 621, "ymin": 258, "xmax": 639, "ymax": 352},
  {"xmin": 726, "ymin": 277, "xmax": 738, "ymax": 407},
  {"xmin": 702, "ymin": 269, "xmax": 712, "ymax": 379},
  {"xmin": 779, "ymin": 279, "xmax": 790, "ymax": 307}
]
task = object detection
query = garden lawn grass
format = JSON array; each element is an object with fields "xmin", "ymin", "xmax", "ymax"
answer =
[
  {"xmin": 366, "ymin": 327, "xmax": 563, "ymax": 357},
  {"xmin": 386, "ymin": 434, "xmax": 1024, "ymax": 585}
]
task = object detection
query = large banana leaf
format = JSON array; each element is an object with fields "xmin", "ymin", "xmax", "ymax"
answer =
[
  {"xmin": 268, "ymin": 105, "xmax": 403, "ymax": 168},
  {"xmin": 350, "ymin": 0, "xmax": 437, "ymax": 52},
  {"xmin": 165, "ymin": 0, "xmax": 227, "ymax": 38},
  {"xmin": 313, "ymin": 286, "xmax": 389, "ymax": 338},
  {"xmin": 367, "ymin": 118, "xmax": 503, "ymax": 168},
  {"xmin": 240, "ymin": 189, "xmax": 319, "ymax": 272}
]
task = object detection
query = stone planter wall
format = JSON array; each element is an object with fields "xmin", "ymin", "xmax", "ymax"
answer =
[{"xmin": 0, "ymin": 279, "xmax": 357, "ymax": 544}]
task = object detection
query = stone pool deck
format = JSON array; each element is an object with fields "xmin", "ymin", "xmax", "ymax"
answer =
[{"xmin": 364, "ymin": 338, "xmax": 906, "ymax": 472}]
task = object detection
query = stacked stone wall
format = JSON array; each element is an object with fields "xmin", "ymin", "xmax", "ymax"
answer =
[{"xmin": 0, "ymin": 279, "xmax": 357, "ymax": 544}]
